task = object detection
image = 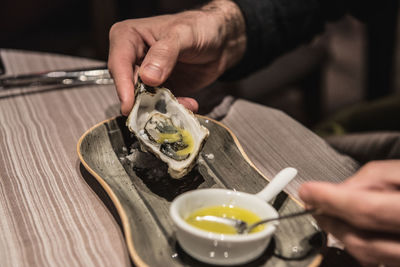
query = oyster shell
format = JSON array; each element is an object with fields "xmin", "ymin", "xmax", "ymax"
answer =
[{"xmin": 126, "ymin": 79, "xmax": 209, "ymax": 178}]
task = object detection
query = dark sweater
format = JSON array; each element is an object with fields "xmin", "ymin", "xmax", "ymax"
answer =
[{"xmin": 221, "ymin": 0, "xmax": 385, "ymax": 80}]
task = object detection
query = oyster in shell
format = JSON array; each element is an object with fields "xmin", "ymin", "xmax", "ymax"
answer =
[{"xmin": 126, "ymin": 79, "xmax": 209, "ymax": 179}]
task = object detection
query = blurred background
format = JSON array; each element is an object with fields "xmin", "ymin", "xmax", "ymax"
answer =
[{"xmin": 1, "ymin": 0, "xmax": 400, "ymax": 128}]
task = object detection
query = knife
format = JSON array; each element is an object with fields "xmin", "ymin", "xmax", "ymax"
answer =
[{"xmin": 0, "ymin": 66, "xmax": 114, "ymax": 89}]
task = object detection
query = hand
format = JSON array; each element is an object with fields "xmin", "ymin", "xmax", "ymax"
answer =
[
  {"xmin": 299, "ymin": 160, "xmax": 400, "ymax": 266},
  {"xmin": 108, "ymin": 0, "xmax": 246, "ymax": 115}
]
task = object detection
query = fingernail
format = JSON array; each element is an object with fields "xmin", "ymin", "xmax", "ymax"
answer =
[{"xmin": 143, "ymin": 64, "xmax": 162, "ymax": 81}]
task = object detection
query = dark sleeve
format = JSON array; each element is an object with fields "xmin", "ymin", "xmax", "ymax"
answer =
[{"xmin": 220, "ymin": 0, "xmax": 375, "ymax": 80}]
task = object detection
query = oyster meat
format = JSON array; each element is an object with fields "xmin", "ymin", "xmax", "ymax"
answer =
[{"xmin": 126, "ymin": 79, "xmax": 209, "ymax": 178}]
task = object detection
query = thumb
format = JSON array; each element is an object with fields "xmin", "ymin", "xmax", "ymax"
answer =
[{"xmin": 139, "ymin": 36, "xmax": 180, "ymax": 86}]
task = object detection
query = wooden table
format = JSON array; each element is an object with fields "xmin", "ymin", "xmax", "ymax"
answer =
[{"xmin": 0, "ymin": 49, "xmax": 359, "ymax": 266}]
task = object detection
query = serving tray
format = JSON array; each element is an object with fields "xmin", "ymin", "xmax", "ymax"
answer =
[{"xmin": 77, "ymin": 116, "xmax": 325, "ymax": 266}]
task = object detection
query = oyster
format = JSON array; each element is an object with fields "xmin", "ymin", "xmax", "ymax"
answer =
[{"xmin": 126, "ymin": 79, "xmax": 209, "ymax": 179}]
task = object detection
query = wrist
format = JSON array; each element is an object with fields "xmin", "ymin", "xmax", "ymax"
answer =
[{"xmin": 200, "ymin": 0, "xmax": 246, "ymax": 72}]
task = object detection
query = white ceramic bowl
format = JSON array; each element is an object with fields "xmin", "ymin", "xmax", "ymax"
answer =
[{"xmin": 170, "ymin": 167, "xmax": 297, "ymax": 265}]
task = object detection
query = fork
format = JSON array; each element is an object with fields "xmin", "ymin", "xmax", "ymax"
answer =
[
  {"xmin": 195, "ymin": 208, "xmax": 318, "ymax": 234},
  {"xmin": 0, "ymin": 66, "xmax": 113, "ymax": 89}
]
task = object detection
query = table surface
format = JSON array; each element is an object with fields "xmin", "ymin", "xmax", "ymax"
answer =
[{"xmin": 0, "ymin": 49, "xmax": 359, "ymax": 267}]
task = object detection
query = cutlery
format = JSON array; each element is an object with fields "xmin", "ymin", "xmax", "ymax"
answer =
[
  {"xmin": 0, "ymin": 66, "xmax": 113, "ymax": 89},
  {"xmin": 194, "ymin": 208, "xmax": 318, "ymax": 234}
]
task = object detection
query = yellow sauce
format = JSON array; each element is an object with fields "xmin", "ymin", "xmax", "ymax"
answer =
[
  {"xmin": 157, "ymin": 128, "xmax": 194, "ymax": 156},
  {"xmin": 175, "ymin": 129, "xmax": 194, "ymax": 156},
  {"xmin": 157, "ymin": 132, "xmax": 181, "ymax": 143},
  {"xmin": 185, "ymin": 205, "xmax": 265, "ymax": 234}
]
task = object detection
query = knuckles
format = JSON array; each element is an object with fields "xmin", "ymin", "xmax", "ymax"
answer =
[
  {"xmin": 150, "ymin": 42, "xmax": 177, "ymax": 58},
  {"xmin": 169, "ymin": 23, "xmax": 192, "ymax": 37},
  {"xmin": 359, "ymin": 161, "xmax": 386, "ymax": 178},
  {"xmin": 109, "ymin": 21, "xmax": 126, "ymax": 40},
  {"xmin": 109, "ymin": 20, "xmax": 141, "ymax": 42}
]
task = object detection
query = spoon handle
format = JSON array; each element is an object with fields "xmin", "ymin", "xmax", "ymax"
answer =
[
  {"xmin": 256, "ymin": 167, "xmax": 297, "ymax": 202},
  {"xmin": 245, "ymin": 208, "xmax": 318, "ymax": 233}
]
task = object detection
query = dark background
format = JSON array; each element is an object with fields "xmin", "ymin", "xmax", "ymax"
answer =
[
  {"xmin": 0, "ymin": 0, "xmax": 206, "ymax": 60},
  {"xmin": 2, "ymin": 0, "xmax": 400, "ymax": 126}
]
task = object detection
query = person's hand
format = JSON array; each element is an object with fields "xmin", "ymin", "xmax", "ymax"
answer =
[
  {"xmin": 299, "ymin": 160, "xmax": 400, "ymax": 266},
  {"xmin": 108, "ymin": 0, "xmax": 246, "ymax": 115}
]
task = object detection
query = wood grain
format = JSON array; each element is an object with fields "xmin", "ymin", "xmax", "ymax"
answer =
[
  {"xmin": 0, "ymin": 49, "xmax": 129, "ymax": 267},
  {"xmin": 220, "ymin": 100, "xmax": 360, "ymax": 200}
]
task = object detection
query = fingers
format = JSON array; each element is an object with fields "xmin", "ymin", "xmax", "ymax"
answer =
[
  {"xmin": 177, "ymin": 97, "xmax": 198, "ymax": 113},
  {"xmin": 109, "ymin": 18, "xmax": 201, "ymax": 115},
  {"xmin": 108, "ymin": 22, "xmax": 147, "ymax": 115},
  {"xmin": 343, "ymin": 160, "xmax": 400, "ymax": 190},
  {"xmin": 139, "ymin": 34, "xmax": 181, "ymax": 87},
  {"xmin": 299, "ymin": 182, "xmax": 400, "ymax": 233},
  {"xmin": 299, "ymin": 162, "xmax": 400, "ymax": 266},
  {"xmin": 315, "ymin": 215, "xmax": 400, "ymax": 266}
]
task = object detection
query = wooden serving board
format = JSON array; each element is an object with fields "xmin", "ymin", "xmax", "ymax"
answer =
[{"xmin": 77, "ymin": 116, "xmax": 325, "ymax": 267}]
